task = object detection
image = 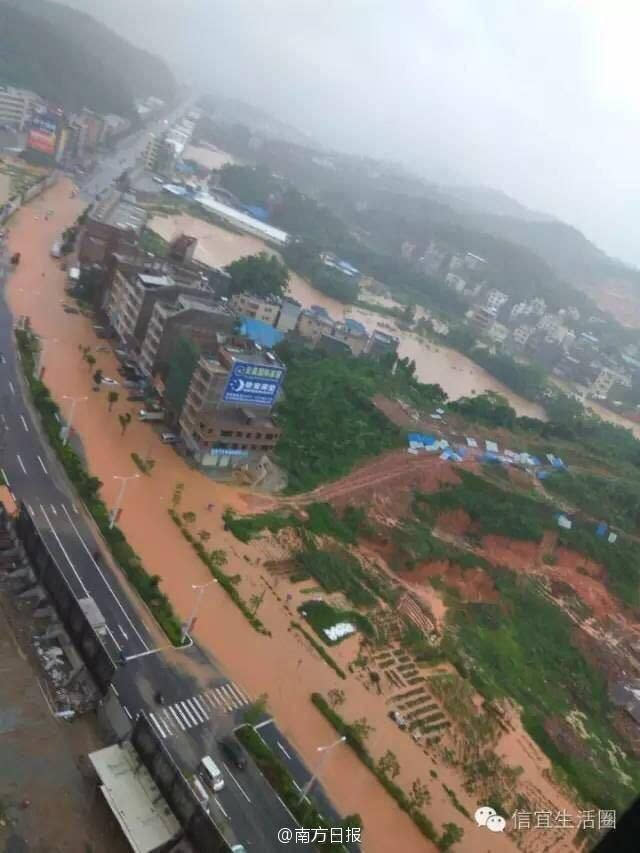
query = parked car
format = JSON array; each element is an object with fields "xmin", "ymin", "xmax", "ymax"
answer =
[
  {"xmin": 218, "ymin": 735, "xmax": 246, "ymax": 769},
  {"xmin": 101, "ymin": 376, "xmax": 118, "ymax": 385},
  {"xmin": 161, "ymin": 432, "xmax": 178, "ymax": 444},
  {"xmin": 138, "ymin": 409, "xmax": 164, "ymax": 422},
  {"xmin": 62, "ymin": 305, "xmax": 79, "ymax": 314}
]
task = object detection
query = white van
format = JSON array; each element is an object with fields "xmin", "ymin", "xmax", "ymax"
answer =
[
  {"xmin": 200, "ymin": 755, "xmax": 225, "ymax": 792},
  {"xmin": 50, "ymin": 241, "xmax": 62, "ymax": 258}
]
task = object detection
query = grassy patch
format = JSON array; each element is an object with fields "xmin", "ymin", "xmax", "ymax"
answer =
[
  {"xmin": 416, "ymin": 469, "xmax": 548, "ymax": 541},
  {"xmin": 290, "ymin": 621, "xmax": 346, "ymax": 679},
  {"xmin": 450, "ymin": 568, "xmax": 640, "ymax": 809},
  {"xmin": 298, "ymin": 600, "xmax": 374, "ymax": 646},
  {"xmin": 311, "ymin": 692, "xmax": 449, "ymax": 848},
  {"xmin": 224, "ymin": 502, "xmax": 371, "ymax": 546},
  {"xmin": 16, "ymin": 329, "xmax": 183, "ymax": 645},
  {"xmin": 545, "ymin": 470, "xmax": 640, "ymax": 534},
  {"xmin": 295, "ymin": 546, "xmax": 377, "ymax": 608},
  {"xmin": 168, "ymin": 509, "xmax": 270, "ymax": 635}
]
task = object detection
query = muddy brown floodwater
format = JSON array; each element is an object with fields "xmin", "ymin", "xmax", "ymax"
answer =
[
  {"xmin": 149, "ymin": 213, "xmax": 546, "ymax": 419},
  {"xmin": 8, "ymin": 182, "xmax": 446, "ymax": 852}
]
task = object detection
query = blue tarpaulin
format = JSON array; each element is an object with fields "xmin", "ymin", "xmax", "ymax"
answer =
[
  {"xmin": 596, "ymin": 522, "xmax": 608, "ymax": 538},
  {"xmin": 537, "ymin": 470, "xmax": 551, "ymax": 480},
  {"xmin": 407, "ymin": 433, "xmax": 437, "ymax": 446},
  {"xmin": 239, "ymin": 317, "xmax": 284, "ymax": 349}
]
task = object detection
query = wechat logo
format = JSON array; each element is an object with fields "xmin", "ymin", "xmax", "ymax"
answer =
[{"xmin": 475, "ymin": 806, "xmax": 506, "ymax": 832}]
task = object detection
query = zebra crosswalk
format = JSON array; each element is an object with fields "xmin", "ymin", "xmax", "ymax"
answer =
[{"xmin": 149, "ymin": 681, "xmax": 250, "ymax": 740}]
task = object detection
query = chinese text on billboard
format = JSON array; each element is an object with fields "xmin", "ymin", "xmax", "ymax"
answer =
[{"xmin": 223, "ymin": 361, "xmax": 285, "ymax": 407}]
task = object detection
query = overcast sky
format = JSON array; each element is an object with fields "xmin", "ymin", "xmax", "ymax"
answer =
[{"xmin": 68, "ymin": 0, "xmax": 640, "ymax": 265}]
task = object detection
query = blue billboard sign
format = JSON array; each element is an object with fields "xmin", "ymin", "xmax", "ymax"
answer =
[{"xmin": 223, "ymin": 360, "xmax": 285, "ymax": 407}]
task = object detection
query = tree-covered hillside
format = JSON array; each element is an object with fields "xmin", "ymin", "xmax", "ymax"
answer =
[{"xmin": 0, "ymin": 0, "xmax": 175, "ymax": 116}]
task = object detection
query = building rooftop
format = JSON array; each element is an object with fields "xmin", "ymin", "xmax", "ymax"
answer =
[
  {"xmin": 344, "ymin": 317, "xmax": 368, "ymax": 336},
  {"xmin": 88, "ymin": 743, "xmax": 180, "ymax": 853},
  {"xmin": 371, "ymin": 329, "xmax": 399, "ymax": 344},
  {"xmin": 194, "ymin": 191, "xmax": 289, "ymax": 245},
  {"xmin": 91, "ymin": 190, "xmax": 147, "ymax": 233},
  {"xmin": 136, "ymin": 273, "xmax": 174, "ymax": 289}
]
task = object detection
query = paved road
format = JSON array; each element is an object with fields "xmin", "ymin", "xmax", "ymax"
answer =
[{"xmin": 0, "ymin": 125, "xmax": 330, "ymax": 852}]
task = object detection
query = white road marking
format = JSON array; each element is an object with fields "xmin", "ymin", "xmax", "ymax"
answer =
[
  {"xmin": 118, "ymin": 624, "xmax": 128, "ymax": 640},
  {"xmin": 160, "ymin": 710, "xmax": 176, "ymax": 733},
  {"xmin": 178, "ymin": 701, "xmax": 198, "ymax": 726},
  {"xmin": 219, "ymin": 685, "xmax": 237, "ymax": 711},
  {"xmin": 1, "ymin": 468, "xmax": 9, "ymax": 488},
  {"xmin": 105, "ymin": 625, "xmax": 122, "ymax": 652},
  {"xmin": 123, "ymin": 706, "xmax": 132, "ymax": 720},
  {"xmin": 169, "ymin": 707, "xmax": 186, "ymax": 731},
  {"xmin": 0, "ymin": 354, "xmax": 5, "ymax": 364},
  {"xmin": 8, "ymin": 380, "xmax": 14, "ymax": 394},
  {"xmin": 39, "ymin": 504, "xmax": 89, "ymax": 597},
  {"xmin": 277, "ymin": 741, "xmax": 292, "ymax": 760},
  {"xmin": 60, "ymin": 504, "xmax": 149, "ymax": 651},
  {"xmin": 72, "ymin": 503, "xmax": 78, "ymax": 514},
  {"xmin": 25, "ymin": 503, "xmax": 34, "ymax": 517},
  {"xmin": 16, "ymin": 454, "xmax": 26, "ymax": 474},
  {"xmin": 37, "ymin": 455, "xmax": 48, "ymax": 474},
  {"xmin": 224, "ymin": 767, "xmax": 251, "ymax": 803},
  {"xmin": 19, "ymin": 415, "xmax": 29, "ymax": 432},
  {"xmin": 149, "ymin": 712, "xmax": 168, "ymax": 739},
  {"xmin": 110, "ymin": 684, "xmax": 119, "ymax": 697},
  {"xmin": 185, "ymin": 698, "xmax": 205, "ymax": 723},
  {"xmin": 192, "ymin": 696, "xmax": 209, "ymax": 718},
  {"xmin": 205, "ymin": 689, "xmax": 224, "ymax": 710},
  {"xmin": 50, "ymin": 504, "xmax": 57, "ymax": 516},
  {"xmin": 214, "ymin": 796, "xmax": 228, "ymax": 819}
]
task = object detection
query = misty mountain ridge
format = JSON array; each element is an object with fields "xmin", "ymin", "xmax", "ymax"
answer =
[{"xmin": 0, "ymin": 0, "xmax": 175, "ymax": 116}]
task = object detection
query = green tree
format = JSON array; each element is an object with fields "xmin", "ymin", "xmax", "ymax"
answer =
[
  {"xmin": 210, "ymin": 548, "xmax": 227, "ymax": 568},
  {"xmin": 377, "ymin": 749, "xmax": 400, "ymax": 779},
  {"xmin": 182, "ymin": 511, "xmax": 196, "ymax": 525},
  {"xmin": 243, "ymin": 692, "xmax": 269, "ymax": 725},
  {"xmin": 171, "ymin": 482, "xmax": 184, "ymax": 509},
  {"xmin": 93, "ymin": 369, "xmax": 103, "ymax": 386},
  {"xmin": 226, "ymin": 252, "xmax": 289, "ymax": 299},
  {"xmin": 84, "ymin": 352, "xmax": 96, "ymax": 371},
  {"xmin": 328, "ymin": 688, "xmax": 346, "ymax": 708},
  {"xmin": 249, "ymin": 590, "xmax": 265, "ymax": 615},
  {"xmin": 118, "ymin": 412, "xmax": 131, "ymax": 435},
  {"xmin": 351, "ymin": 717, "xmax": 374, "ymax": 742},
  {"xmin": 439, "ymin": 822, "xmax": 464, "ymax": 851},
  {"xmin": 408, "ymin": 778, "xmax": 430, "ymax": 810},
  {"xmin": 107, "ymin": 390, "xmax": 119, "ymax": 411},
  {"xmin": 198, "ymin": 530, "xmax": 211, "ymax": 543}
]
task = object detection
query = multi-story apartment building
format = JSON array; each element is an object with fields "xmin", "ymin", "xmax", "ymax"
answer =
[
  {"xmin": 179, "ymin": 345, "xmax": 284, "ymax": 462},
  {"xmin": 0, "ymin": 86, "xmax": 40, "ymax": 130},
  {"xmin": 139, "ymin": 294, "xmax": 235, "ymax": 377},
  {"xmin": 331, "ymin": 318, "xmax": 369, "ymax": 356},
  {"xmin": 230, "ymin": 292, "xmax": 280, "ymax": 325},
  {"xmin": 485, "ymin": 289, "xmax": 509, "ymax": 314},
  {"xmin": 296, "ymin": 306, "xmax": 335, "ymax": 344}
]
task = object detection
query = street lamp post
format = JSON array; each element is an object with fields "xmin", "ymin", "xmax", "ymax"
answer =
[
  {"xmin": 61, "ymin": 394, "xmax": 87, "ymax": 445},
  {"xmin": 36, "ymin": 336, "xmax": 58, "ymax": 378},
  {"xmin": 297, "ymin": 736, "xmax": 346, "ymax": 804},
  {"xmin": 182, "ymin": 579, "xmax": 218, "ymax": 642},
  {"xmin": 109, "ymin": 473, "xmax": 140, "ymax": 529}
]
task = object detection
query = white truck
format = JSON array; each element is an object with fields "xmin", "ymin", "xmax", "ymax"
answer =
[{"xmin": 50, "ymin": 240, "xmax": 62, "ymax": 258}]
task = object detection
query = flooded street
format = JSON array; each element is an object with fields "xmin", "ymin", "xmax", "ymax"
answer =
[
  {"xmin": 150, "ymin": 212, "xmax": 546, "ymax": 418},
  {"xmin": 8, "ymin": 182, "xmax": 446, "ymax": 853}
]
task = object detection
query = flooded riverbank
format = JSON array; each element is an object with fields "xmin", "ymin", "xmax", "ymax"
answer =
[{"xmin": 149, "ymin": 213, "xmax": 547, "ymax": 418}]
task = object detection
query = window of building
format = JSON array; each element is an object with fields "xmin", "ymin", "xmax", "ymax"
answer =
[
  {"xmin": 255, "ymin": 432, "xmax": 262, "ymax": 439},
  {"xmin": 265, "ymin": 433, "xmax": 274, "ymax": 439},
  {"xmin": 250, "ymin": 444, "xmax": 257, "ymax": 450},
  {"xmin": 221, "ymin": 429, "xmax": 233, "ymax": 437},
  {"xmin": 261, "ymin": 445, "xmax": 270, "ymax": 450},
  {"xmin": 235, "ymin": 431, "xmax": 242, "ymax": 437},
  {"xmin": 240, "ymin": 444, "xmax": 247, "ymax": 449}
]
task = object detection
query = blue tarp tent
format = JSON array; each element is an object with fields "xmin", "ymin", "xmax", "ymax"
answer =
[{"xmin": 596, "ymin": 522, "xmax": 608, "ymax": 538}]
